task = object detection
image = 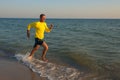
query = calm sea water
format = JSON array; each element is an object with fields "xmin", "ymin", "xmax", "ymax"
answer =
[{"xmin": 0, "ymin": 18, "xmax": 120, "ymax": 80}]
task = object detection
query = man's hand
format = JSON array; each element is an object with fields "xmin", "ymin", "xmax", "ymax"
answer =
[
  {"xmin": 27, "ymin": 30, "xmax": 30, "ymax": 39},
  {"xmin": 49, "ymin": 24, "xmax": 53, "ymax": 30}
]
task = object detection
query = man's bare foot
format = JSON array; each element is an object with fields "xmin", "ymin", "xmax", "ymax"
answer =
[
  {"xmin": 41, "ymin": 57, "xmax": 48, "ymax": 62},
  {"xmin": 28, "ymin": 56, "xmax": 33, "ymax": 60}
]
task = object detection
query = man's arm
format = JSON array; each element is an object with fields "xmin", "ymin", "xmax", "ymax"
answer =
[
  {"xmin": 49, "ymin": 24, "xmax": 53, "ymax": 30},
  {"xmin": 27, "ymin": 30, "xmax": 30, "ymax": 39},
  {"xmin": 27, "ymin": 22, "xmax": 36, "ymax": 39},
  {"xmin": 45, "ymin": 23, "xmax": 54, "ymax": 32}
]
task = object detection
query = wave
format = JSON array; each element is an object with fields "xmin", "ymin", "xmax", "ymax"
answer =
[{"xmin": 15, "ymin": 53, "xmax": 81, "ymax": 80}]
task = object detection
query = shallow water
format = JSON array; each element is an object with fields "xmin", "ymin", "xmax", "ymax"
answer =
[
  {"xmin": 15, "ymin": 53, "xmax": 82, "ymax": 80},
  {"xmin": 0, "ymin": 18, "xmax": 120, "ymax": 80}
]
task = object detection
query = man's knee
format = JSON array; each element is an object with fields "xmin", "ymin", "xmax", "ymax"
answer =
[
  {"xmin": 42, "ymin": 42, "xmax": 48, "ymax": 51},
  {"xmin": 45, "ymin": 46, "xmax": 48, "ymax": 51}
]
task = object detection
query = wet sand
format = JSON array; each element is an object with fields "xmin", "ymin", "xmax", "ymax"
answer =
[{"xmin": 0, "ymin": 59, "xmax": 48, "ymax": 80}]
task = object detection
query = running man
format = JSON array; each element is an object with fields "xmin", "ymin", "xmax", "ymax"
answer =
[{"xmin": 27, "ymin": 14, "xmax": 53, "ymax": 62}]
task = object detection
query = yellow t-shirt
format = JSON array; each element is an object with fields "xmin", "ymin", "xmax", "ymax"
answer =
[{"xmin": 27, "ymin": 21, "xmax": 51, "ymax": 39}]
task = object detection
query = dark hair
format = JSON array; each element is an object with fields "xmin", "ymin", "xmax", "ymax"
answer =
[{"xmin": 40, "ymin": 14, "xmax": 45, "ymax": 18}]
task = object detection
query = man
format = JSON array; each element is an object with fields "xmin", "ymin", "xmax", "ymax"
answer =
[{"xmin": 27, "ymin": 14, "xmax": 53, "ymax": 62}]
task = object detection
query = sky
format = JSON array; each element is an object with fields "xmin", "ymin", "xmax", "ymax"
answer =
[{"xmin": 0, "ymin": 0, "xmax": 120, "ymax": 18}]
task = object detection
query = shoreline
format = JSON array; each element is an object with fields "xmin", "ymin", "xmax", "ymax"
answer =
[{"xmin": 0, "ymin": 58, "xmax": 48, "ymax": 80}]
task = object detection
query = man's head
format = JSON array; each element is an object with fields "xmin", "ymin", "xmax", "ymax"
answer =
[{"xmin": 40, "ymin": 14, "xmax": 46, "ymax": 22}]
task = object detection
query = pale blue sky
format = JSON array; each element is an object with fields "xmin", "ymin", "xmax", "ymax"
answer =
[{"xmin": 0, "ymin": 0, "xmax": 120, "ymax": 18}]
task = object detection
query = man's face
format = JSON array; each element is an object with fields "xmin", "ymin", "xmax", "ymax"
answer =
[{"xmin": 41, "ymin": 16, "xmax": 46, "ymax": 22}]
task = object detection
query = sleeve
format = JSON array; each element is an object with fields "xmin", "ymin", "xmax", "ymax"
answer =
[
  {"xmin": 27, "ymin": 22, "xmax": 36, "ymax": 30},
  {"xmin": 45, "ymin": 23, "xmax": 51, "ymax": 32}
]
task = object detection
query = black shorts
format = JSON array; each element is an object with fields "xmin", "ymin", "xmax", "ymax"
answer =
[{"xmin": 33, "ymin": 38, "xmax": 44, "ymax": 48}]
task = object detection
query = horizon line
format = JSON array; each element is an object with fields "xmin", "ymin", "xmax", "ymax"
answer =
[{"xmin": 0, "ymin": 17, "xmax": 120, "ymax": 19}]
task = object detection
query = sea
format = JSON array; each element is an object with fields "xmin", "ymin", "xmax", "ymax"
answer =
[{"xmin": 0, "ymin": 18, "xmax": 120, "ymax": 80}]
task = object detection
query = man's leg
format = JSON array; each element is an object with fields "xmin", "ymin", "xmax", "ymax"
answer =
[
  {"xmin": 28, "ymin": 45, "xmax": 40, "ymax": 59},
  {"xmin": 41, "ymin": 41, "xmax": 48, "ymax": 61}
]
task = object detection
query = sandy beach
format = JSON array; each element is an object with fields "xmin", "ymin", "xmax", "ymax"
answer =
[{"xmin": 0, "ymin": 59, "xmax": 48, "ymax": 80}]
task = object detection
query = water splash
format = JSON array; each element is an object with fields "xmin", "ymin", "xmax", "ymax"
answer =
[{"xmin": 15, "ymin": 53, "xmax": 81, "ymax": 80}]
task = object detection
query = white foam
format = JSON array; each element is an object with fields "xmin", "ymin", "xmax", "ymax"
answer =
[{"xmin": 15, "ymin": 53, "xmax": 81, "ymax": 80}]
